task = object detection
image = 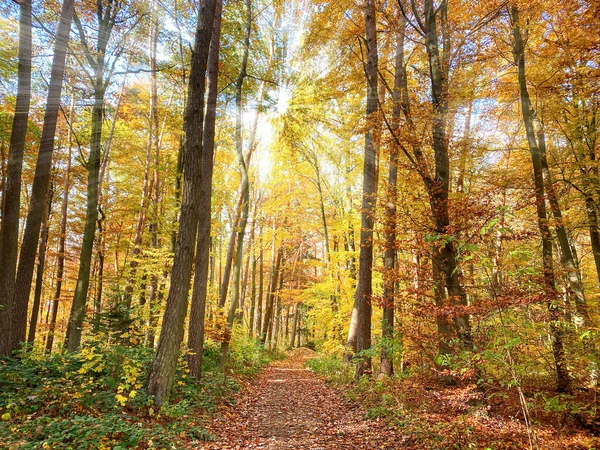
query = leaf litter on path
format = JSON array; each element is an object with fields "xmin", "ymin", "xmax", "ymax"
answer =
[{"xmin": 198, "ymin": 351, "xmax": 405, "ymax": 449}]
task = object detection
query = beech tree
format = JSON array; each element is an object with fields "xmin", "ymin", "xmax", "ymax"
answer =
[
  {"xmin": 0, "ymin": 0, "xmax": 31, "ymax": 356},
  {"xmin": 147, "ymin": 0, "xmax": 218, "ymax": 406},
  {"xmin": 6, "ymin": 0, "xmax": 74, "ymax": 354}
]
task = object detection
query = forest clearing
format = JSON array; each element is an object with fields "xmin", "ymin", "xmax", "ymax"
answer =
[{"xmin": 1, "ymin": 0, "xmax": 600, "ymax": 448}]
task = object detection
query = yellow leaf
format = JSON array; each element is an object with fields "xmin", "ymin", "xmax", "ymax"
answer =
[{"xmin": 115, "ymin": 394, "xmax": 128, "ymax": 406}]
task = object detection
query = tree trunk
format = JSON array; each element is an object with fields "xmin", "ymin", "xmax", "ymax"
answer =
[
  {"xmin": 256, "ymin": 233, "xmax": 264, "ymax": 336},
  {"xmin": 0, "ymin": 0, "xmax": 32, "ymax": 356},
  {"xmin": 538, "ymin": 128, "xmax": 590, "ymax": 327},
  {"xmin": 65, "ymin": 82, "xmax": 105, "ymax": 351},
  {"xmin": 350, "ymin": 0, "xmax": 379, "ymax": 378},
  {"xmin": 380, "ymin": 17, "xmax": 405, "ymax": 377},
  {"xmin": 261, "ymin": 247, "xmax": 283, "ymax": 344},
  {"xmin": 121, "ymin": 133, "xmax": 154, "ymax": 311},
  {"xmin": 9, "ymin": 0, "xmax": 74, "ymax": 353},
  {"xmin": 27, "ymin": 188, "xmax": 53, "ymax": 348},
  {"xmin": 147, "ymin": 0, "xmax": 217, "ymax": 405},
  {"xmin": 584, "ymin": 188, "xmax": 600, "ymax": 284},
  {"xmin": 510, "ymin": 6, "xmax": 571, "ymax": 393},
  {"xmin": 290, "ymin": 303, "xmax": 299, "ymax": 348},
  {"xmin": 186, "ymin": 0, "xmax": 223, "ymax": 379},
  {"xmin": 249, "ymin": 252, "xmax": 257, "ymax": 337},
  {"xmin": 46, "ymin": 95, "xmax": 74, "ymax": 354}
]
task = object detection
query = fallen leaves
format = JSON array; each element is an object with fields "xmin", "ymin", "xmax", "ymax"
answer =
[{"xmin": 198, "ymin": 352, "xmax": 404, "ymax": 449}]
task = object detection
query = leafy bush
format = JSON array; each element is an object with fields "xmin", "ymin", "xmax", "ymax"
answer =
[
  {"xmin": 0, "ymin": 334, "xmax": 273, "ymax": 449},
  {"xmin": 305, "ymin": 355, "xmax": 354, "ymax": 385}
]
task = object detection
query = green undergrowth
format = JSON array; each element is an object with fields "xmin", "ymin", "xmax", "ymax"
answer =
[{"xmin": 0, "ymin": 333, "xmax": 278, "ymax": 449}]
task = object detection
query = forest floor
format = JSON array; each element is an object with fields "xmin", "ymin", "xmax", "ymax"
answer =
[
  {"xmin": 199, "ymin": 349, "xmax": 600, "ymax": 450},
  {"xmin": 199, "ymin": 348, "xmax": 404, "ymax": 449}
]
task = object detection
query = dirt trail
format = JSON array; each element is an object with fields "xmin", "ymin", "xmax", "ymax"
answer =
[{"xmin": 200, "ymin": 350, "xmax": 404, "ymax": 449}]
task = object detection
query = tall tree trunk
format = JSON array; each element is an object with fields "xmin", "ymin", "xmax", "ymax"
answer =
[
  {"xmin": 147, "ymin": 0, "xmax": 217, "ymax": 405},
  {"xmin": 27, "ymin": 188, "xmax": 53, "ymax": 348},
  {"xmin": 218, "ymin": 210, "xmax": 238, "ymax": 308},
  {"xmin": 510, "ymin": 6, "xmax": 571, "ymax": 393},
  {"xmin": 256, "ymin": 233, "xmax": 264, "ymax": 336},
  {"xmin": 93, "ymin": 73, "xmax": 127, "ymax": 331},
  {"xmin": 10, "ymin": 0, "xmax": 74, "ymax": 353},
  {"xmin": 538, "ymin": 128, "xmax": 590, "ymax": 327},
  {"xmin": 66, "ymin": 2, "xmax": 130, "ymax": 350},
  {"xmin": 380, "ymin": 17, "xmax": 405, "ymax": 377},
  {"xmin": 93, "ymin": 210, "xmax": 105, "ymax": 332},
  {"xmin": 423, "ymin": 0, "xmax": 473, "ymax": 352},
  {"xmin": 186, "ymin": 0, "xmax": 223, "ymax": 379},
  {"xmin": 46, "ymin": 95, "xmax": 74, "ymax": 354},
  {"xmin": 290, "ymin": 303, "xmax": 299, "ymax": 348},
  {"xmin": 122, "ymin": 135, "xmax": 154, "ymax": 311},
  {"xmin": 147, "ymin": 7, "xmax": 162, "ymax": 348},
  {"xmin": 65, "ymin": 84, "xmax": 105, "ymax": 351},
  {"xmin": 349, "ymin": 0, "xmax": 379, "ymax": 378},
  {"xmin": 261, "ymin": 247, "xmax": 283, "ymax": 344},
  {"xmin": 249, "ymin": 252, "xmax": 257, "ymax": 337},
  {"xmin": 584, "ymin": 187, "xmax": 600, "ymax": 284},
  {"xmin": 0, "ymin": 0, "xmax": 32, "ymax": 355}
]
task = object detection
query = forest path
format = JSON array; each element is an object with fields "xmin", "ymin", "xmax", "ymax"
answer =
[{"xmin": 200, "ymin": 349, "xmax": 404, "ymax": 449}]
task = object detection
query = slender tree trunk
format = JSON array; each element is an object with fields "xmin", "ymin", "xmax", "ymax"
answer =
[
  {"xmin": 65, "ymin": 80, "xmax": 105, "ymax": 351},
  {"xmin": 284, "ymin": 304, "xmax": 290, "ymax": 344},
  {"xmin": 424, "ymin": 0, "xmax": 473, "ymax": 352},
  {"xmin": 456, "ymin": 95, "xmax": 473, "ymax": 193},
  {"xmin": 0, "ymin": 0, "xmax": 32, "ymax": 355},
  {"xmin": 510, "ymin": 6, "xmax": 571, "ymax": 393},
  {"xmin": 256, "ymin": 233, "xmax": 264, "ymax": 336},
  {"xmin": 249, "ymin": 252, "xmax": 257, "ymax": 337},
  {"xmin": 380, "ymin": 18, "xmax": 405, "ymax": 377},
  {"xmin": 27, "ymin": 188, "xmax": 53, "ymax": 348},
  {"xmin": 219, "ymin": 212, "xmax": 238, "ymax": 308},
  {"xmin": 290, "ymin": 303, "xmax": 299, "ymax": 348},
  {"xmin": 46, "ymin": 95, "xmax": 74, "ymax": 354},
  {"xmin": 584, "ymin": 187, "xmax": 600, "ymax": 284},
  {"xmin": 147, "ymin": 0, "xmax": 217, "ymax": 405},
  {"xmin": 538, "ymin": 128, "xmax": 590, "ymax": 327},
  {"xmin": 186, "ymin": 0, "xmax": 223, "ymax": 379},
  {"xmin": 93, "ymin": 74, "xmax": 127, "ymax": 331},
  {"xmin": 122, "ymin": 138, "xmax": 154, "ymax": 311},
  {"xmin": 273, "ymin": 297, "xmax": 282, "ymax": 350},
  {"xmin": 349, "ymin": 0, "xmax": 379, "ymax": 378},
  {"xmin": 93, "ymin": 212, "xmax": 105, "ymax": 332},
  {"xmin": 10, "ymin": 0, "xmax": 74, "ymax": 353},
  {"xmin": 261, "ymin": 247, "xmax": 283, "ymax": 344}
]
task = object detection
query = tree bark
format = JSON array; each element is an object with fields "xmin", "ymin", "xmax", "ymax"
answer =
[
  {"xmin": 46, "ymin": 95, "xmax": 74, "ymax": 354},
  {"xmin": 0, "ymin": 0, "xmax": 32, "ymax": 355},
  {"xmin": 10, "ymin": 0, "xmax": 74, "ymax": 353},
  {"xmin": 510, "ymin": 6, "xmax": 571, "ymax": 393},
  {"xmin": 538, "ymin": 127, "xmax": 590, "ymax": 327},
  {"xmin": 261, "ymin": 247, "xmax": 283, "ymax": 344},
  {"xmin": 27, "ymin": 188, "xmax": 53, "ymax": 348},
  {"xmin": 256, "ymin": 233, "xmax": 264, "ymax": 336},
  {"xmin": 290, "ymin": 303, "xmax": 299, "ymax": 348},
  {"xmin": 249, "ymin": 252, "xmax": 257, "ymax": 337},
  {"xmin": 147, "ymin": 0, "xmax": 217, "ymax": 405},
  {"xmin": 380, "ymin": 18, "xmax": 405, "ymax": 377},
  {"xmin": 349, "ymin": 0, "xmax": 379, "ymax": 378},
  {"xmin": 186, "ymin": 0, "xmax": 223, "ymax": 379}
]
